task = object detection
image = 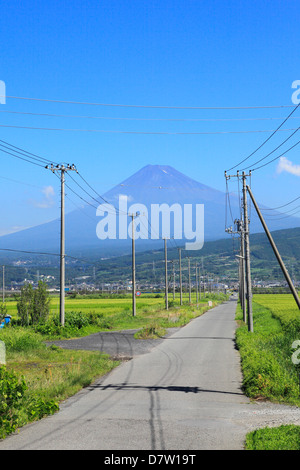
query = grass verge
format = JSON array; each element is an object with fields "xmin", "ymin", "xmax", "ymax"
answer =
[
  {"xmin": 235, "ymin": 295, "xmax": 300, "ymax": 450},
  {"xmin": 0, "ymin": 329, "xmax": 119, "ymax": 439},
  {"xmin": 245, "ymin": 425, "xmax": 300, "ymax": 450}
]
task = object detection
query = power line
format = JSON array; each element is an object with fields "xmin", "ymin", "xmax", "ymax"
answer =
[
  {"xmin": 66, "ymin": 172, "xmax": 128, "ymax": 216},
  {"xmin": 263, "ymin": 209, "xmax": 300, "ymax": 220},
  {"xmin": 261, "ymin": 195, "xmax": 300, "ymax": 211},
  {"xmin": 56, "ymin": 173, "xmax": 123, "ymax": 218},
  {"xmin": 0, "ymin": 146, "xmax": 45, "ymax": 168},
  {"xmin": 0, "ymin": 247, "xmax": 88, "ymax": 263},
  {"xmin": 265, "ymin": 204, "xmax": 300, "ymax": 216},
  {"xmin": 0, "ymin": 138, "xmax": 58, "ymax": 168},
  {"xmin": 4, "ymin": 95, "xmax": 296, "ymax": 109},
  {"xmin": 226, "ymin": 103, "xmax": 300, "ymax": 172},
  {"xmin": 76, "ymin": 172, "xmax": 127, "ymax": 214},
  {"xmin": 2, "ymin": 108, "xmax": 300, "ymax": 122},
  {"xmin": 0, "ymin": 174, "xmax": 42, "ymax": 189},
  {"xmin": 0, "ymin": 138, "xmax": 58, "ymax": 165},
  {"xmin": 243, "ymin": 125, "xmax": 300, "ymax": 171},
  {"xmin": 1, "ymin": 123, "xmax": 300, "ymax": 135},
  {"xmin": 251, "ymin": 136, "xmax": 300, "ymax": 172}
]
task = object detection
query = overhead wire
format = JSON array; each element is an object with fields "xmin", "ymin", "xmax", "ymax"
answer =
[
  {"xmin": 243, "ymin": 124, "xmax": 300, "ymax": 171},
  {"xmin": 0, "ymin": 146, "xmax": 45, "ymax": 167},
  {"xmin": 3, "ymin": 108, "xmax": 300, "ymax": 122},
  {"xmin": 65, "ymin": 172, "xmax": 128, "ymax": 216},
  {"xmin": 1, "ymin": 123, "xmax": 300, "ymax": 135},
  {"xmin": 260, "ymin": 195, "xmax": 300, "ymax": 211},
  {"xmin": 0, "ymin": 138, "xmax": 58, "ymax": 166},
  {"xmin": 0, "ymin": 247, "xmax": 98, "ymax": 265},
  {"xmin": 263, "ymin": 207, "xmax": 300, "ymax": 220},
  {"xmin": 250, "ymin": 136, "xmax": 300, "ymax": 172},
  {"xmin": 226, "ymin": 102, "xmax": 300, "ymax": 172},
  {"xmin": 4, "ymin": 94, "xmax": 296, "ymax": 109},
  {"xmin": 263, "ymin": 203, "xmax": 300, "ymax": 217}
]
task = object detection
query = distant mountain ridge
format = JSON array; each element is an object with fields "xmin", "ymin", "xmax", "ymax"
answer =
[{"xmin": 0, "ymin": 164, "xmax": 299, "ymax": 258}]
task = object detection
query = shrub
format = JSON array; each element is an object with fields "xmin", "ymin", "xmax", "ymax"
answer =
[
  {"xmin": 26, "ymin": 396, "xmax": 59, "ymax": 421},
  {"xmin": 0, "ymin": 365, "xmax": 27, "ymax": 439},
  {"xmin": 64, "ymin": 311, "xmax": 90, "ymax": 329},
  {"xmin": 0, "ymin": 303, "xmax": 7, "ymax": 323},
  {"xmin": 1, "ymin": 328, "xmax": 46, "ymax": 353}
]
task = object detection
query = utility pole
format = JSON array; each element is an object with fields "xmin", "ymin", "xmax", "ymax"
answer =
[
  {"xmin": 198, "ymin": 266, "xmax": 201, "ymax": 300},
  {"xmin": 202, "ymin": 258, "xmax": 205, "ymax": 299},
  {"xmin": 240, "ymin": 221, "xmax": 247, "ymax": 323},
  {"xmin": 234, "ymin": 218, "xmax": 246, "ymax": 323},
  {"xmin": 188, "ymin": 257, "xmax": 191, "ymax": 303},
  {"xmin": 225, "ymin": 170, "xmax": 253, "ymax": 332},
  {"xmin": 172, "ymin": 261, "xmax": 176, "ymax": 300},
  {"xmin": 130, "ymin": 213, "xmax": 137, "ymax": 316},
  {"xmin": 46, "ymin": 163, "xmax": 77, "ymax": 326},
  {"xmin": 178, "ymin": 248, "xmax": 183, "ymax": 305},
  {"xmin": 164, "ymin": 238, "xmax": 168, "ymax": 310},
  {"xmin": 242, "ymin": 171, "xmax": 253, "ymax": 332},
  {"xmin": 195, "ymin": 263, "xmax": 198, "ymax": 307}
]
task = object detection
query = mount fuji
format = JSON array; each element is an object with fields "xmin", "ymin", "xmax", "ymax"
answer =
[{"xmin": 0, "ymin": 164, "xmax": 299, "ymax": 259}]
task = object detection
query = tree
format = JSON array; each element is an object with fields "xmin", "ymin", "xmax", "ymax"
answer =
[
  {"xmin": 17, "ymin": 283, "xmax": 33, "ymax": 326},
  {"xmin": 17, "ymin": 281, "xmax": 50, "ymax": 326},
  {"xmin": 32, "ymin": 281, "xmax": 50, "ymax": 324},
  {"xmin": 0, "ymin": 302, "xmax": 7, "ymax": 324}
]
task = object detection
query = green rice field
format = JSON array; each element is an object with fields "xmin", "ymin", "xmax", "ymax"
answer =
[{"xmin": 3, "ymin": 292, "xmax": 226, "ymax": 338}]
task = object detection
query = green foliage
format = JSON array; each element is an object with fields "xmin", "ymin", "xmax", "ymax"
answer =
[
  {"xmin": 236, "ymin": 296, "xmax": 300, "ymax": 405},
  {"xmin": 34, "ymin": 310, "xmax": 107, "ymax": 337},
  {"xmin": 0, "ymin": 365, "xmax": 27, "ymax": 439},
  {"xmin": 134, "ymin": 324, "xmax": 166, "ymax": 339},
  {"xmin": 26, "ymin": 396, "xmax": 59, "ymax": 421},
  {"xmin": 1, "ymin": 328, "xmax": 46, "ymax": 352},
  {"xmin": 254, "ymin": 294, "xmax": 300, "ymax": 336},
  {"xmin": 245, "ymin": 425, "xmax": 300, "ymax": 450},
  {"xmin": 0, "ymin": 303, "xmax": 7, "ymax": 323},
  {"xmin": 17, "ymin": 281, "xmax": 50, "ymax": 326},
  {"xmin": 17, "ymin": 283, "xmax": 33, "ymax": 326},
  {"xmin": 32, "ymin": 281, "xmax": 50, "ymax": 324}
]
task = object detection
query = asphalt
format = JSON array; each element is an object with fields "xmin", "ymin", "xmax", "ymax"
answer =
[{"xmin": 46, "ymin": 327, "xmax": 180, "ymax": 360}]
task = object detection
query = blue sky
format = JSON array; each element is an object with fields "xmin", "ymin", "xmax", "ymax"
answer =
[{"xmin": 1, "ymin": 0, "xmax": 300, "ymax": 235}]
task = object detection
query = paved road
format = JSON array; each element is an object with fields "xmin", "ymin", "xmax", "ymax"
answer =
[
  {"xmin": 1, "ymin": 300, "xmax": 299, "ymax": 450},
  {"xmin": 46, "ymin": 326, "xmax": 180, "ymax": 360}
]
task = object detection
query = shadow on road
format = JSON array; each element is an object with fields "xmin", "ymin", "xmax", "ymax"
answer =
[{"xmin": 87, "ymin": 382, "xmax": 245, "ymax": 397}]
